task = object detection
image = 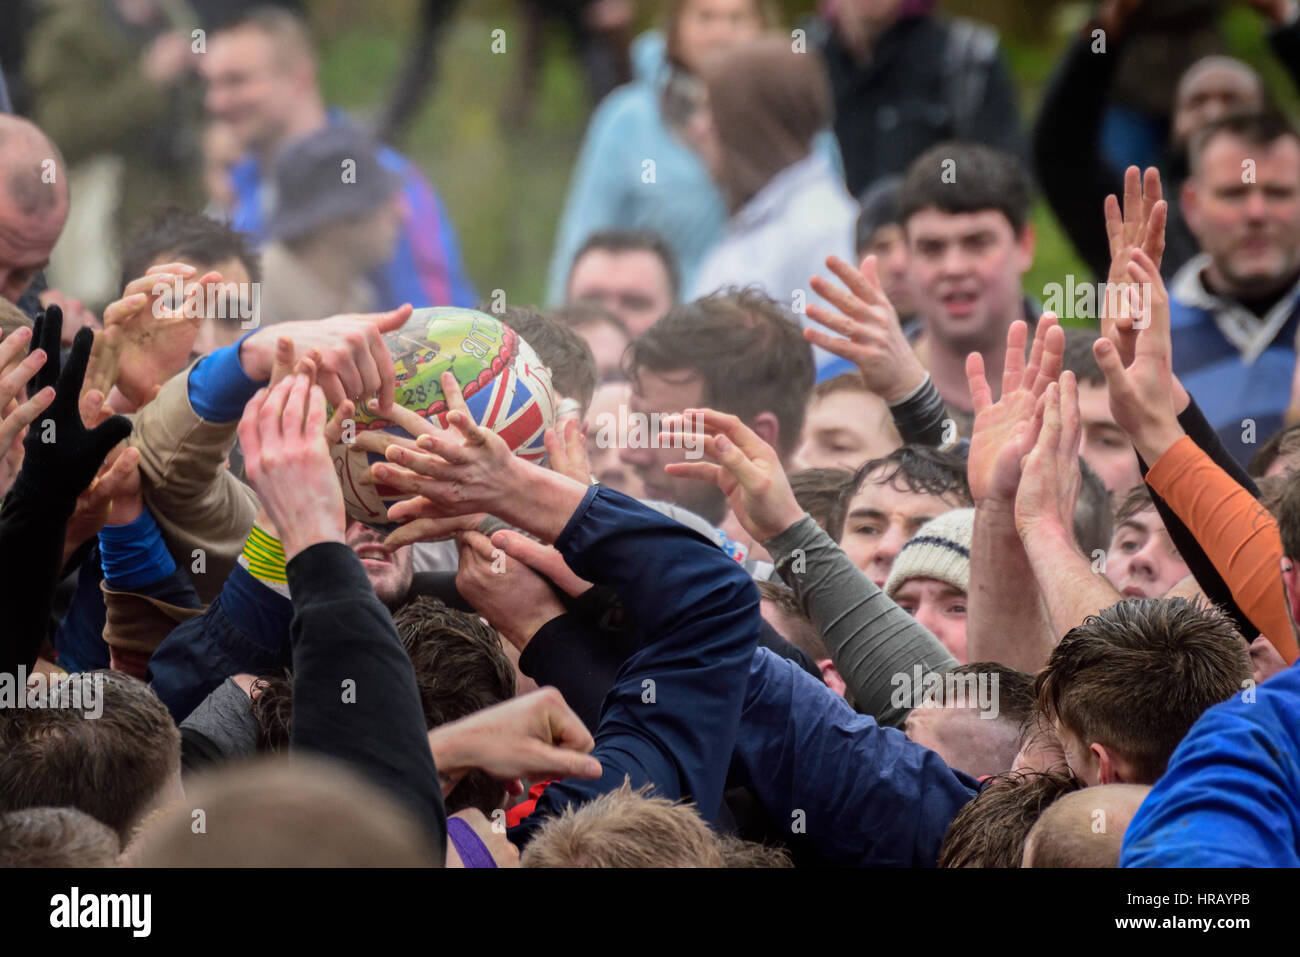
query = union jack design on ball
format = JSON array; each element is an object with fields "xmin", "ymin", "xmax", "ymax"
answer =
[{"xmin": 330, "ymin": 306, "xmax": 556, "ymax": 530}]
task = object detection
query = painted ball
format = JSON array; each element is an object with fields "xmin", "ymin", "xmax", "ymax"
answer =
[{"xmin": 332, "ymin": 306, "xmax": 556, "ymax": 529}]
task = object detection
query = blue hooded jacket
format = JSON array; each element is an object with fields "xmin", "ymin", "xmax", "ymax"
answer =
[{"xmin": 1121, "ymin": 663, "xmax": 1300, "ymax": 867}]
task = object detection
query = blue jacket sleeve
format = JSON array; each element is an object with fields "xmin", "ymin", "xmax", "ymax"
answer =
[
  {"xmin": 730, "ymin": 647, "xmax": 978, "ymax": 867},
  {"xmin": 53, "ymin": 547, "xmax": 110, "ymax": 673},
  {"xmin": 1121, "ymin": 667, "xmax": 1300, "ymax": 867},
  {"xmin": 186, "ymin": 334, "xmax": 262, "ymax": 424},
  {"xmin": 147, "ymin": 564, "xmax": 293, "ymax": 723},
  {"xmin": 511, "ymin": 485, "xmax": 760, "ymax": 845}
]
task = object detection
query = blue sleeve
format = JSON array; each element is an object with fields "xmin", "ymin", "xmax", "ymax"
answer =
[
  {"xmin": 53, "ymin": 549, "xmax": 110, "ymax": 673},
  {"xmin": 1121, "ymin": 688, "xmax": 1300, "ymax": 867},
  {"xmin": 544, "ymin": 93, "xmax": 635, "ymax": 305},
  {"xmin": 186, "ymin": 332, "xmax": 262, "ymax": 423},
  {"xmin": 813, "ymin": 127, "xmax": 846, "ymax": 183},
  {"xmin": 732, "ymin": 648, "xmax": 978, "ymax": 866},
  {"xmin": 147, "ymin": 564, "xmax": 293, "ymax": 723},
  {"xmin": 99, "ymin": 510, "xmax": 175, "ymax": 589},
  {"xmin": 510, "ymin": 485, "xmax": 759, "ymax": 845}
]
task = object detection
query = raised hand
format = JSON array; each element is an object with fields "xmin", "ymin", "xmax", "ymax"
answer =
[
  {"xmin": 455, "ymin": 529, "xmax": 569, "ymax": 652},
  {"xmin": 544, "ymin": 418, "xmax": 591, "ymax": 485},
  {"xmin": 376, "ymin": 371, "xmax": 522, "ymax": 523},
  {"xmin": 64, "ymin": 445, "xmax": 143, "ymax": 564},
  {"xmin": 491, "ymin": 528, "xmax": 592, "ymax": 598},
  {"xmin": 15, "ymin": 307, "xmax": 133, "ymax": 504},
  {"xmin": 103, "ymin": 262, "xmax": 224, "ymax": 409},
  {"xmin": 238, "ymin": 373, "xmax": 346, "ymax": 562},
  {"xmin": 965, "ymin": 314, "xmax": 1065, "ymax": 505},
  {"xmin": 239, "ymin": 303, "xmax": 414, "ymax": 411},
  {"xmin": 0, "ymin": 324, "xmax": 53, "ymax": 498},
  {"xmin": 1092, "ymin": 248, "xmax": 1186, "ymax": 463},
  {"xmin": 806, "ymin": 254, "xmax": 928, "ymax": 402},
  {"xmin": 1014, "ymin": 375, "xmax": 1083, "ymax": 543},
  {"xmin": 662, "ymin": 409, "xmax": 805, "ymax": 544},
  {"xmin": 1103, "ymin": 166, "xmax": 1167, "ymax": 365}
]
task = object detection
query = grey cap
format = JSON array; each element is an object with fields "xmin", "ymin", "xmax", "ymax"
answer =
[{"xmin": 266, "ymin": 123, "xmax": 400, "ymax": 242}]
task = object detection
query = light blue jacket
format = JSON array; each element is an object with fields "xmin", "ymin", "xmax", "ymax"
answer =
[{"xmin": 546, "ymin": 32, "xmax": 843, "ymax": 307}]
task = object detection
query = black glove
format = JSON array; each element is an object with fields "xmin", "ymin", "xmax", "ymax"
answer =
[{"xmin": 13, "ymin": 305, "xmax": 133, "ymax": 505}]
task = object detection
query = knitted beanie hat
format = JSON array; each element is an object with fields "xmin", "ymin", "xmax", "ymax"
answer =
[{"xmin": 884, "ymin": 508, "xmax": 974, "ymax": 599}]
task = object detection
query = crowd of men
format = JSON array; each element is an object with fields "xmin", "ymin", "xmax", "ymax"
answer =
[{"xmin": 2, "ymin": 0, "xmax": 1300, "ymax": 869}]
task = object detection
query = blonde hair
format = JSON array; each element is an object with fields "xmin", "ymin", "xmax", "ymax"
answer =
[
  {"xmin": 126, "ymin": 755, "xmax": 438, "ymax": 867},
  {"xmin": 522, "ymin": 781, "xmax": 790, "ymax": 867}
]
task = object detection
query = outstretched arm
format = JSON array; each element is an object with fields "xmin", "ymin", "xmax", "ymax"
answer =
[
  {"xmin": 0, "ymin": 310, "xmax": 131, "ymax": 678},
  {"xmin": 373, "ymin": 374, "xmax": 760, "ymax": 841},
  {"xmin": 663, "ymin": 409, "xmax": 955, "ymax": 724},
  {"xmin": 1015, "ymin": 375, "xmax": 1124, "ymax": 639},
  {"xmin": 1095, "ymin": 248, "xmax": 1297, "ymax": 660},
  {"xmin": 965, "ymin": 316, "xmax": 1063, "ymax": 670},
  {"xmin": 239, "ymin": 372, "xmax": 445, "ymax": 857}
]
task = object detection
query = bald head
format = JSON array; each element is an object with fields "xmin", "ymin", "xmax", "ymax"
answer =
[
  {"xmin": 0, "ymin": 116, "xmax": 69, "ymax": 303},
  {"xmin": 1173, "ymin": 56, "xmax": 1266, "ymax": 147},
  {"xmin": 1022, "ymin": 783, "xmax": 1151, "ymax": 868}
]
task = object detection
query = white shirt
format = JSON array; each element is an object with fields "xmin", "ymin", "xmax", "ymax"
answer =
[{"xmin": 690, "ymin": 151, "xmax": 859, "ymax": 370}]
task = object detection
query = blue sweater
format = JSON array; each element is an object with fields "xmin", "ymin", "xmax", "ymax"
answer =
[
  {"xmin": 1121, "ymin": 663, "xmax": 1300, "ymax": 867},
  {"xmin": 1170, "ymin": 264, "xmax": 1300, "ymax": 467},
  {"xmin": 510, "ymin": 484, "xmax": 760, "ymax": 846},
  {"xmin": 730, "ymin": 647, "xmax": 978, "ymax": 867},
  {"xmin": 505, "ymin": 485, "xmax": 976, "ymax": 862}
]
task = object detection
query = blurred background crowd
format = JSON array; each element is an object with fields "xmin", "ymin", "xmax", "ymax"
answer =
[{"xmin": 2, "ymin": 0, "xmax": 1298, "ymax": 316}]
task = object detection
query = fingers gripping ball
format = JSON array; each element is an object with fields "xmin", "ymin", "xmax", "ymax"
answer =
[{"xmin": 332, "ymin": 307, "xmax": 556, "ymax": 529}]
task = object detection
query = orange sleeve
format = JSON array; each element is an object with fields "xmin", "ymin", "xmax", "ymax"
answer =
[{"xmin": 1146, "ymin": 436, "xmax": 1298, "ymax": 663}]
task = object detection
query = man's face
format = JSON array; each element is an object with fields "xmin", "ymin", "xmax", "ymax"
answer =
[
  {"xmin": 1172, "ymin": 64, "xmax": 1262, "ymax": 147},
  {"xmin": 859, "ymin": 223, "xmax": 915, "ymax": 316},
  {"xmin": 586, "ymin": 381, "xmax": 646, "ymax": 497},
  {"xmin": 621, "ymin": 369, "xmax": 723, "ymax": 519},
  {"xmin": 1076, "ymin": 381, "xmax": 1141, "ymax": 496},
  {"xmin": 1104, "ymin": 506, "xmax": 1190, "ymax": 599},
  {"xmin": 893, "ymin": 577, "xmax": 968, "ymax": 662},
  {"xmin": 673, "ymin": 0, "xmax": 765, "ymax": 73},
  {"xmin": 575, "ymin": 320, "xmax": 630, "ymax": 384},
  {"xmin": 905, "ymin": 209, "xmax": 1033, "ymax": 354},
  {"xmin": 0, "ymin": 187, "xmax": 67, "ymax": 305},
  {"xmin": 838, "ymin": 469, "xmax": 962, "ymax": 585},
  {"xmin": 567, "ymin": 249, "xmax": 674, "ymax": 338},
  {"xmin": 792, "ymin": 389, "xmax": 900, "ymax": 471},
  {"xmin": 346, "ymin": 520, "xmax": 413, "ymax": 607},
  {"xmin": 1184, "ymin": 134, "xmax": 1300, "ymax": 298},
  {"xmin": 203, "ymin": 28, "xmax": 302, "ymax": 152},
  {"xmin": 336, "ymin": 197, "xmax": 403, "ymax": 272}
]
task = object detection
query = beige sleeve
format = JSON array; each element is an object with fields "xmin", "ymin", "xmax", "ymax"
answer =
[{"xmin": 128, "ymin": 365, "xmax": 259, "ymax": 604}]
